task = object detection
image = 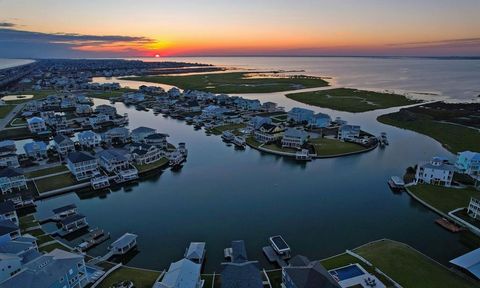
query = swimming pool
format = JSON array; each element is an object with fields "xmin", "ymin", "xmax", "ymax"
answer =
[{"xmin": 329, "ymin": 264, "xmax": 365, "ymax": 281}]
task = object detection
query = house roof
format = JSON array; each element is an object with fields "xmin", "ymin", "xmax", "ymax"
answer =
[
  {"xmin": 132, "ymin": 126, "xmax": 156, "ymax": 134},
  {"xmin": 259, "ymin": 123, "xmax": 282, "ymax": 133},
  {"xmin": 23, "ymin": 141, "xmax": 47, "ymax": 153},
  {"xmin": 284, "ymin": 128, "xmax": 308, "ymax": 139},
  {"xmin": 450, "ymin": 248, "xmax": 480, "ymax": 279},
  {"xmin": 154, "ymin": 258, "xmax": 201, "ymax": 288},
  {"xmin": 59, "ymin": 213, "xmax": 86, "ymax": 226},
  {"xmin": 26, "ymin": 117, "xmax": 44, "ymax": 124},
  {"xmin": 0, "ymin": 249, "xmax": 84, "ymax": 288},
  {"xmin": 314, "ymin": 112, "xmax": 331, "ymax": 119},
  {"xmin": 0, "ymin": 219, "xmax": 19, "ymax": 236},
  {"xmin": 78, "ymin": 130, "xmax": 98, "ymax": 139},
  {"xmin": 185, "ymin": 242, "xmax": 206, "ymax": 261},
  {"xmin": 111, "ymin": 233, "xmax": 137, "ymax": 249},
  {"xmin": 53, "ymin": 134, "xmax": 73, "ymax": 145},
  {"xmin": 145, "ymin": 133, "xmax": 169, "ymax": 140},
  {"xmin": 67, "ymin": 151, "xmax": 96, "ymax": 163},
  {"xmin": 458, "ymin": 151, "xmax": 480, "ymax": 161},
  {"xmin": 221, "ymin": 261, "xmax": 263, "ymax": 288},
  {"xmin": 0, "ymin": 200, "xmax": 16, "ymax": 215},
  {"xmin": 285, "ymin": 255, "xmax": 341, "ymax": 288},
  {"xmin": 97, "ymin": 149, "xmax": 129, "ymax": 162},
  {"xmin": 232, "ymin": 240, "xmax": 248, "ymax": 263},
  {"xmin": 0, "ymin": 167, "xmax": 24, "ymax": 178},
  {"xmin": 52, "ymin": 204, "xmax": 77, "ymax": 214}
]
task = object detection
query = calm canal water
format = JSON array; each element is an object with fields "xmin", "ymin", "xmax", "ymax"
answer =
[{"xmin": 34, "ymin": 57, "xmax": 480, "ymax": 272}]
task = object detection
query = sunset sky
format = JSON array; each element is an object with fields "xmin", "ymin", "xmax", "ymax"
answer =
[{"xmin": 0, "ymin": 0, "xmax": 479, "ymax": 58}]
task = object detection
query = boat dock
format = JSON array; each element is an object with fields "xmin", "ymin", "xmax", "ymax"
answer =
[
  {"xmin": 262, "ymin": 235, "xmax": 292, "ymax": 267},
  {"xmin": 262, "ymin": 246, "xmax": 287, "ymax": 267},
  {"xmin": 76, "ymin": 228, "xmax": 111, "ymax": 252}
]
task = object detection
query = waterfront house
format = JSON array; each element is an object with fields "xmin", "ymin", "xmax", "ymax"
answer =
[
  {"xmin": 287, "ymin": 107, "xmax": 314, "ymax": 124},
  {"xmin": 415, "ymin": 157, "xmax": 455, "ymax": 187},
  {"xmin": 75, "ymin": 104, "xmax": 93, "ymax": 115},
  {"xmin": 467, "ymin": 197, "xmax": 480, "ymax": 220},
  {"xmin": 0, "ymin": 153, "xmax": 19, "ymax": 169},
  {"xmin": 282, "ymin": 128, "xmax": 309, "ymax": 149},
  {"xmin": 131, "ymin": 126, "xmax": 157, "ymax": 143},
  {"xmin": 0, "ymin": 168, "xmax": 28, "ymax": 194},
  {"xmin": 78, "ymin": 130, "xmax": 102, "ymax": 148},
  {"xmin": 59, "ymin": 214, "xmax": 88, "ymax": 234},
  {"xmin": 66, "ymin": 152, "xmax": 99, "ymax": 181},
  {"xmin": 184, "ymin": 242, "xmax": 206, "ymax": 265},
  {"xmin": 0, "ymin": 141, "xmax": 15, "ymax": 153},
  {"xmin": 26, "ymin": 117, "xmax": 48, "ymax": 134},
  {"xmin": 0, "ymin": 253, "xmax": 22, "ymax": 283},
  {"xmin": 53, "ymin": 134, "xmax": 75, "ymax": 156},
  {"xmin": 0, "ymin": 220, "xmax": 20, "ymax": 241},
  {"xmin": 254, "ymin": 123, "xmax": 285, "ymax": 144},
  {"xmin": 88, "ymin": 113, "xmax": 110, "ymax": 127},
  {"xmin": 153, "ymin": 258, "xmax": 203, "ymax": 288},
  {"xmin": 221, "ymin": 240, "xmax": 263, "ymax": 288},
  {"xmin": 248, "ymin": 116, "xmax": 272, "ymax": 131},
  {"xmin": 130, "ymin": 143, "xmax": 163, "ymax": 165},
  {"xmin": 123, "ymin": 92, "xmax": 145, "ymax": 103},
  {"xmin": 60, "ymin": 97, "xmax": 76, "ymax": 109},
  {"xmin": 0, "ymin": 248, "xmax": 88, "ymax": 288},
  {"xmin": 95, "ymin": 104, "xmax": 117, "ymax": 117},
  {"xmin": 235, "ymin": 98, "xmax": 261, "ymax": 111},
  {"xmin": 97, "ymin": 149, "xmax": 131, "ymax": 173},
  {"xmin": 23, "ymin": 141, "xmax": 48, "ymax": 161},
  {"xmin": 41, "ymin": 112, "xmax": 68, "ymax": 132},
  {"xmin": 0, "ymin": 201, "xmax": 18, "ymax": 225},
  {"xmin": 310, "ymin": 112, "xmax": 332, "ymax": 128},
  {"xmin": 74, "ymin": 93, "xmax": 92, "ymax": 104},
  {"xmin": 103, "ymin": 127, "xmax": 130, "ymax": 144},
  {"xmin": 262, "ymin": 101, "xmax": 278, "ymax": 112},
  {"xmin": 282, "ymin": 255, "xmax": 341, "ymax": 288},
  {"xmin": 338, "ymin": 124, "xmax": 361, "ymax": 140},
  {"xmin": 455, "ymin": 151, "xmax": 480, "ymax": 177},
  {"xmin": 144, "ymin": 133, "xmax": 169, "ymax": 149},
  {"xmin": 202, "ymin": 105, "xmax": 230, "ymax": 119},
  {"xmin": 110, "ymin": 233, "xmax": 137, "ymax": 255},
  {"xmin": 179, "ymin": 100, "xmax": 201, "ymax": 113}
]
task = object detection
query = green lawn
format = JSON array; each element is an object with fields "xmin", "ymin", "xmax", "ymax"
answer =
[
  {"xmin": 26, "ymin": 165, "xmax": 68, "ymax": 178},
  {"xmin": 34, "ymin": 173, "xmax": 77, "ymax": 193},
  {"xmin": 97, "ymin": 267, "xmax": 161, "ymax": 288},
  {"xmin": 286, "ymin": 88, "xmax": 419, "ymax": 113},
  {"xmin": 355, "ymin": 239, "xmax": 478, "ymax": 288},
  {"xmin": 0, "ymin": 127, "xmax": 34, "ymax": 140},
  {"xmin": 37, "ymin": 234, "xmax": 55, "ymax": 245},
  {"xmin": 378, "ymin": 112, "xmax": 480, "ymax": 153},
  {"xmin": 408, "ymin": 184, "xmax": 480, "ymax": 213},
  {"xmin": 0, "ymin": 105, "xmax": 15, "ymax": 118},
  {"xmin": 262, "ymin": 143, "xmax": 298, "ymax": 154},
  {"xmin": 134, "ymin": 157, "xmax": 169, "ymax": 173},
  {"xmin": 124, "ymin": 72, "xmax": 329, "ymax": 94},
  {"xmin": 5, "ymin": 90, "xmax": 57, "ymax": 104},
  {"xmin": 246, "ymin": 136, "xmax": 261, "ymax": 148},
  {"xmin": 310, "ymin": 137, "xmax": 366, "ymax": 156},
  {"xmin": 39, "ymin": 242, "xmax": 70, "ymax": 253},
  {"xmin": 19, "ymin": 214, "xmax": 38, "ymax": 231},
  {"xmin": 87, "ymin": 88, "xmax": 136, "ymax": 100},
  {"xmin": 210, "ymin": 123, "xmax": 246, "ymax": 135}
]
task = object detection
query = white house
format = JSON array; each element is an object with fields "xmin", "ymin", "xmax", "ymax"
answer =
[
  {"xmin": 0, "ymin": 154, "xmax": 19, "ymax": 169},
  {"xmin": 338, "ymin": 125, "xmax": 361, "ymax": 140},
  {"xmin": 66, "ymin": 152, "xmax": 99, "ymax": 181},
  {"xmin": 103, "ymin": 127, "xmax": 130, "ymax": 144},
  {"xmin": 23, "ymin": 141, "xmax": 48, "ymax": 161},
  {"xmin": 153, "ymin": 258, "xmax": 203, "ymax": 288},
  {"xmin": 144, "ymin": 133, "xmax": 169, "ymax": 149},
  {"xmin": 415, "ymin": 157, "xmax": 455, "ymax": 187},
  {"xmin": 0, "ymin": 168, "xmax": 28, "ymax": 194},
  {"xmin": 26, "ymin": 117, "xmax": 47, "ymax": 134},
  {"xmin": 78, "ymin": 130, "xmax": 102, "ymax": 148},
  {"xmin": 455, "ymin": 151, "xmax": 480, "ymax": 177},
  {"xmin": 130, "ymin": 143, "xmax": 163, "ymax": 165},
  {"xmin": 287, "ymin": 107, "xmax": 314, "ymax": 123},
  {"xmin": 467, "ymin": 196, "xmax": 480, "ymax": 220},
  {"xmin": 248, "ymin": 116, "xmax": 272, "ymax": 131},
  {"xmin": 88, "ymin": 113, "xmax": 110, "ymax": 127},
  {"xmin": 254, "ymin": 123, "xmax": 284, "ymax": 144},
  {"xmin": 282, "ymin": 128, "xmax": 309, "ymax": 149},
  {"xmin": 97, "ymin": 149, "xmax": 131, "ymax": 173},
  {"xmin": 75, "ymin": 104, "xmax": 93, "ymax": 115},
  {"xmin": 95, "ymin": 104, "xmax": 117, "ymax": 117},
  {"xmin": 310, "ymin": 112, "xmax": 331, "ymax": 128},
  {"xmin": 53, "ymin": 135, "xmax": 75, "ymax": 156}
]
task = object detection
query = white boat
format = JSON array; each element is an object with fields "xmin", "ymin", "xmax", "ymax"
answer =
[
  {"xmin": 232, "ymin": 136, "xmax": 246, "ymax": 148},
  {"xmin": 295, "ymin": 149, "xmax": 312, "ymax": 161}
]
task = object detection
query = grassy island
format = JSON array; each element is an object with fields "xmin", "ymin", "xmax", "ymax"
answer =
[
  {"xmin": 310, "ymin": 138, "xmax": 366, "ymax": 156},
  {"xmin": 286, "ymin": 88, "xmax": 419, "ymax": 112},
  {"xmin": 122, "ymin": 72, "xmax": 329, "ymax": 94},
  {"xmin": 378, "ymin": 102, "xmax": 480, "ymax": 153}
]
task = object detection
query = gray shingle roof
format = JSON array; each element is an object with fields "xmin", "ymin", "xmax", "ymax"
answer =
[
  {"xmin": 0, "ymin": 167, "xmax": 24, "ymax": 178},
  {"xmin": 67, "ymin": 151, "xmax": 96, "ymax": 163},
  {"xmin": 0, "ymin": 219, "xmax": 19, "ymax": 236},
  {"xmin": 0, "ymin": 200, "xmax": 15, "ymax": 214},
  {"xmin": 59, "ymin": 213, "xmax": 86, "ymax": 226},
  {"xmin": 284, "ymin": 255, "xmax": 341, "ymax": 288},
  {"xmin": 52, "ymin": 204, "xmax": 77, "ymax": 214}
]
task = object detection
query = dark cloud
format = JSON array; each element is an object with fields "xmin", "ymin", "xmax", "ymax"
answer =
[
  {"xmin": 0, "ymin": 28, "xmax": 154, "ymax": 58},
  {"xmin": 387, "ymin": 38, "xmax": 480, "ymax": 49},
  {"xmin": 0, "ymin": 22, "xmax": 15, "ymax": 27}
]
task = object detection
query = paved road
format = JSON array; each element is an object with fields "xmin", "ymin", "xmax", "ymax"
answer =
[{"xmin": 0, "ymin": 102, "xmax": 26, "ymax": 129}]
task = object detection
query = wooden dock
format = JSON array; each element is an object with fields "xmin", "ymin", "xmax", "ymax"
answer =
[
  {"xmin": 262, "ymin": 246, "xmax": 287, "ymax": 267},
  {"xmin": 436, "ymin": 218, "xmax": 464, "ymax": 233}
]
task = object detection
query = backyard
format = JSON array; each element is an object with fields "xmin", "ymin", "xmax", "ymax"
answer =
[
  {"xmin": 408, "ymin": 184, "xmax": 480, "ymax": 213},
  {"xmin": 34, "ymin": 173, "xmax": 78, "ymax": 193},
  {"xmin": 96, "ymin": 267, "xmax": 161, "ymax": 288},
  {"xmin": 286, "ymin": 88, "xmax": 419, "ymax": 112},
  {"xmin": 309, "ymin": 137, "xmax": 366, "ymax": 156}
]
